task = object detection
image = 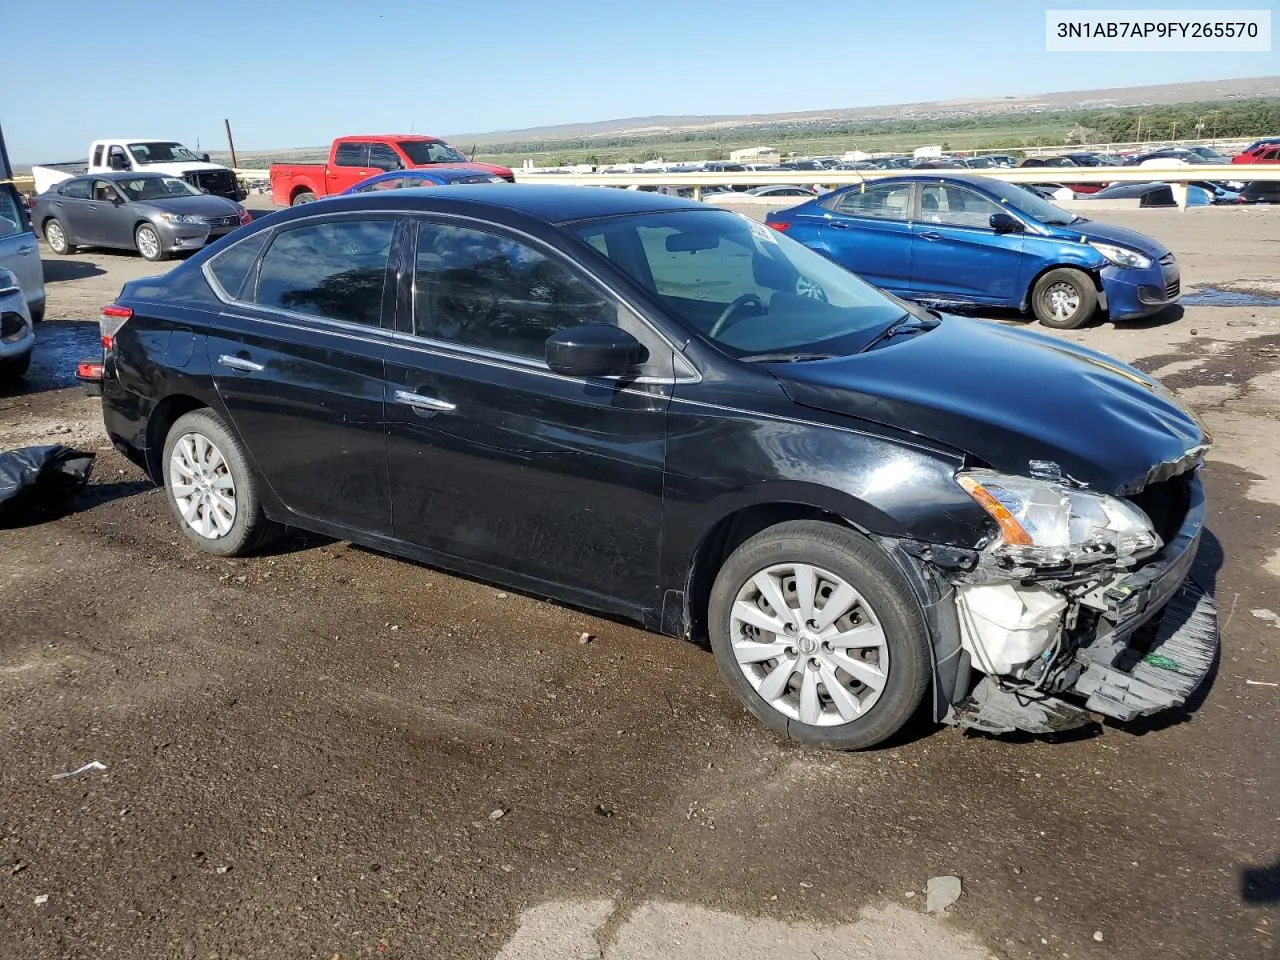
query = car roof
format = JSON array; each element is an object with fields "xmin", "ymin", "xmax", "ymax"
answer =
[
  {"xmin": 301, "ymin": 184, "xmax": 708, "ymax": 224},
  {"xmin": 80, "ymin": 171, "xmax": 173, "ymax": 181}
]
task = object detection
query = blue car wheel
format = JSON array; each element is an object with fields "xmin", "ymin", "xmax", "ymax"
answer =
[{"xmin": 1031, "ymin": 268, "xmax": 1098, "ymax": 330}]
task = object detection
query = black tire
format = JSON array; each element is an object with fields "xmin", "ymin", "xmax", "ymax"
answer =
[
  {"xmin": 29, "ymin": 302, "xmax": 44, "ymax": 324},
  {"xmin": 162, "ymin": 409, "xmax": 281, "ymax": 557},
  {"xmin": 291, "ymin": 191, "xmax": 317, "ymax": 206},
  {"xmin": 0, "ymin": 351, "xmax": 32, "ymax": 383},
  {"xmin": 135, "ymin": 223, "xmax": 168, "ymax": 262},
  {"xmin": 1031, "ymin": 267, "xmax": 1098, "ymax": 329},
  {"xmin": 44, "ymin": 218, "xmax": 71, "ymax": 255},
  {"xmin": 708, "ymin": 520, "xmax": 931, "ymax": 750}
]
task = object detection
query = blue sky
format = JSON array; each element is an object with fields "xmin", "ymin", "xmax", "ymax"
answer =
[{"xmin": 6, "ymin": 0, "xmax": 1277, "ymax": 161}]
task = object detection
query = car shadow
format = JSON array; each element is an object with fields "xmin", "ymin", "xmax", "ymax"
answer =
[
  {"xmin": 41, "ymin": 258, "xmax": 106, "ymax": 283},
  {"xmin": 1242, "ymin": 859, "xmax": 1280, "ymax": 905},
  {"xmin": 0, "ymin": 476, "xmax": 151, "ymax": 530}
]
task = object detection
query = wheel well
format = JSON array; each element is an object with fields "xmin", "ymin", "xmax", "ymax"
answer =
[
  {"xmin": 1023, "ymin": 263, "xmax": 1104, "ymax": 310},
  {"xmin": 290, "ymin": 185, "xmax": 315, "ymax": 202},
  {"xmin": 134, "ymin": 220, "xmax": 157, "ymax": 236},
  {"xmin": 144, "ymin": 395, "xmax": 207, "ymax": 482},
  {"xmin": 685, "ymin": 502, "xmax": 850, "ymax": 642}
]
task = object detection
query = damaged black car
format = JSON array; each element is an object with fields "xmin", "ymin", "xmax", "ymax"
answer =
[{"xmin": 92, "ymin": 187, "xmax": 1216, "ymax": 749}]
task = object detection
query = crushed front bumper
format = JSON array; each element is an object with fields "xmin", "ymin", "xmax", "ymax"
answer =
[{"xmin": 953, "ymin": 472, "xmax": 1219, "ymax": 734}]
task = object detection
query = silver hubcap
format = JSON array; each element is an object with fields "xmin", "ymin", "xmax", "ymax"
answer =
[
  {"xmin": 48, "ymin": 222, "xmax": 65, "ymax": 251},
  {"xmin": 170, "ymin": 432, "xmax": 237, "ymax": 539},
  {"xmin": 730, "ymin": 563, "xmax": 889, "ymax": 726},
  {"xmin": 137, "ymin": 228, "xmax": 160, "ymax": 259},
  {"xmin": 1045, "ymin": 281, "xmax": 1081, "ymax": 321}
]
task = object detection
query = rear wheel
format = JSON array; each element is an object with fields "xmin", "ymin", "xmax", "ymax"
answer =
[
  {"xmin": 44, "ymin": 218, "xmax": 71, "ymax": 255},
  {"xmin": 708, "ymin": 520, "xmax": 931, "ymax": 750},
  {"xmin": 162, "ymin": 409, "xmax": 281, "ymax": 556},
  {"xmin": 1031, "ymin": 268, "xmax": 1097, "ymax": 329},
  {"xmin": 291, "ymin": 191, "xmax": 317, "ymax": 206},
  {"xmin": 135, "ymin": 224, "xmax": 167, "ymax": 262}
]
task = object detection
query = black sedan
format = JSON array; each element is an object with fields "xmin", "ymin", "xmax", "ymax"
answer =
[
  {"xmin": 88, "ymin": 186, "xmax": 1217, "ymax": 749},
  {"xmin": 32, "ymin": 172, "xmax": 251, "ymax": 262}
]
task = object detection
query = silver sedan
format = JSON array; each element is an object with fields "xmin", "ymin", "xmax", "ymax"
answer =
[{"xmin": 32, "ymin": 172, "xmax": 251, "ymax": 262}]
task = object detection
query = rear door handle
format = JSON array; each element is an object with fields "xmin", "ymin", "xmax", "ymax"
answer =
[
  {"xmin": 919, "ymin": 232, "xmax": 943, "ymax": 241},
  {"xmin": 217, "ymin": 354, "xmax": 264, "ymax": 373},
  {"xmin": 394, "ymin": 389, "xmax": 456, "ymax": 414}
]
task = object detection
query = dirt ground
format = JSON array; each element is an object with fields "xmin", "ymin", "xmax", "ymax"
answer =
[{"xmin": 2, "ymin": 203, "xmax": 1279, "ymax": 960}]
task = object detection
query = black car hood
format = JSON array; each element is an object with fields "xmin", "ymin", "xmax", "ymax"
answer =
[{"xmin": 774, "ymin": 316, "xmax": 1207, "ymax": 495}]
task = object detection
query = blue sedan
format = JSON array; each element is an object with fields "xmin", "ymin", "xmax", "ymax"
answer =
[
  {"xmin": 765, "ymin": 174, "xmax": 1179, "ymax": 329},
  {"xmin": 342, "ymin": 168, "xmax": 507, "ymax": 194}
]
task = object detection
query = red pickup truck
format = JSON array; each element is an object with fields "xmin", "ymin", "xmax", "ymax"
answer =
[{"xmin": 270, "ymin": 135, "xmax": 515, "ymax": 207}]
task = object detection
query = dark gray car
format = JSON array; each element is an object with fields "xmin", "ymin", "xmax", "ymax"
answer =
[{"xmin": 33, "ymin": 172, "xmax": 250, "ymax": 262}]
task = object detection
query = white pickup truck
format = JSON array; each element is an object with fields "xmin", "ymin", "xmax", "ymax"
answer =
[{"xmin": 32, "ymin": 139, "xmax": 247, "ymax": 201}]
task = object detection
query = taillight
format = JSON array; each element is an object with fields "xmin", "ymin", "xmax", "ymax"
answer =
[
  {"xmin": 76, "ymin": 361, "xmax": 104, "ymax": 381},
  {"xmin": 765, "ymin": 221, "xmax": 791, "ymax": 232},
  {"xmin": 100, "ymin": 304, "xmax": 132, "ymax": 350}
]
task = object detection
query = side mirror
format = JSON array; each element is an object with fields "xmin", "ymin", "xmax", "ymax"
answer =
[
  {"xmin": 199, "ymin": 153, "xmax": 211, "ymax": 162},
  {"xmin": 545, "ymin": 324, "xmax": 645, "ymax": 378},
  {"xmin": 989, "ymin": 212, "xmax": 1024, "ymax": 234}
]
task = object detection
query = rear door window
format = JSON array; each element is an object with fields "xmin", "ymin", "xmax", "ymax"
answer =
[
  {"xmin": 334, "ymin": 142, "xmax": 371, "ymax": 167},
  {"xmin": 254, "ymin": 218, "xmax": 396, "ymax": 326},
  {"xmin": 0, "ymin": 190, "xmax": 23, "ymax": 238},
  {"xmin": 60, "ymin": 179, "xmax": 92, "ymax": 200},
  {"xmin": 827, "ymin": 182, "xmax": 912, "ymax": 220}
]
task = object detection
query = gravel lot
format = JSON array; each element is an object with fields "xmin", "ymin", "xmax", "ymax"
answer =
[{"xmin": 2, "ymin": 202, "xmax": 1278, "ymax": 960}]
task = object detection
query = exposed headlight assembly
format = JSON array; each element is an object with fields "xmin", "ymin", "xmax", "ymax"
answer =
[
  {"xmin": 957, "ymin": 469, "xmax": 1160, "ymax": 566},
  {"xmin": 159, "ymin": 213, "xmax": 206, "ymax": 225},
  {"xmin": 1089, "ymin": 241, "xmax": 1152, "ymax": 270}
]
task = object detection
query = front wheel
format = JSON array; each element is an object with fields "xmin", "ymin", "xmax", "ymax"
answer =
[
  {"xmin": 0, "ymin": 351, "xmax": 32, "ymax": 384},
  {"xmin": 135, "ymin": 223, "xmax": 168, "ymax": 262},
  {"xmin": 1031, "ymin": 268, "xmax": 1098, "ymax": 329},
  {"xmin": 708, "ymin": 520, "xmax": 931, "ymax": 750},
  {"xmin": 162, "ymin": 409, "xmax": 281, "ymax": 556}
]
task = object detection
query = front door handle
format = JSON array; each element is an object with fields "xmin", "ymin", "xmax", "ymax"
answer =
[
  {"xmin": 394, "ymin": 389, "xmax": 456, "ymax": 414},
  {"xmin": 827, "ymin": 221, "xmax": 852, "ymax": 230},
  {"xmin": 217, "ymin": 354, "xmax": 264, "ymax": 373},
  {"xmin": 919, "ymin": 231, "xmax": 943, "ymax": 241}
]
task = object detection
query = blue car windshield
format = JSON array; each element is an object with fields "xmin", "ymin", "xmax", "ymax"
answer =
[
  {"xmin": 569, "ymin": 209, "xmax": 910, "ymax": 358},
  {"xmin": 981, "ymin": 179, "xmax": 1080, "ymax": 225}
]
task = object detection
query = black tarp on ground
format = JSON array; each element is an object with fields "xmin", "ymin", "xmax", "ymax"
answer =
[{"xmin": 0, "ymin": 445, "xmax": 95, "ymax": 523}]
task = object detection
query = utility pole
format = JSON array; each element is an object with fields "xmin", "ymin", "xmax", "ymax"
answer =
[
  {"xmin": 224, "ymin": 118, "xmax": 239, "ymax": 170},
  {"xmin": 1135, "ymin": 115, "xmax": 1143, "ymax": 144},
  {"xmin": 1171, "ymin": 121, "xmax": 1178, "ymax": 141}
]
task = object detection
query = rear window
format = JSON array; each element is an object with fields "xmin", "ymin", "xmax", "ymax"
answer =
[
  {"xmin": 206, "ymin": 231, "xmax": 270, "ymax": 300},
  {"xmin": 0, "ymin": 189, "xmax": 24, "ymax": 239}
]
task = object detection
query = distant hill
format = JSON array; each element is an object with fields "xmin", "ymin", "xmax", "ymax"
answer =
[{"xmin": 443, "ymin": 75, "xmax": 1280, "ymax": 145}]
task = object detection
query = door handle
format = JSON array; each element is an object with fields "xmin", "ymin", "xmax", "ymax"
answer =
[
  {"xmin": 827, "ymin": 221, "xmax": 852, "ymax": 230},
  {"xmin": 919, "ymin": 232, "xmax": 943, "ymax": 241},
  {"xmin": 217, "ymin": 354, "xmax": 264, "ymax": 373},
  {"xmin": 394, "ymin": 389, "xmax": 456, "ymax": 413}
]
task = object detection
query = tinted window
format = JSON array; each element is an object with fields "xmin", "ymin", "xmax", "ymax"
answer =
[
  {"xmin": 256, "ymin": 218, "xmax": 395, "ymax": 326},
  {"xmin": 413, "ymin": 222, "xmax": 615, "ymax": 359},
  {"xmin": 0, "ymin": 190, "xmax": 22, "ymax": 238},
  {"xmin": 918, "ymin": 183, "xmax": 1002, "ymax": 228},
  {"xmin": 368, "ymin": 144, "xmax": 402, "ymax": 171},
  {"xmin": 398, "ymin": 140, "xmax": 466, "ymax": 164},
  {"xmin": 60, "ymin": 179, "xmax": 92, "ymax": 200},
  {"xmin": 1263, "ymin": 149, "xmax": 1280, "ymax": 161},
  {"xmin": 355, "ymin": 177, "xmax": 412, "ymax": 193},
  {"xmin": 334, "ymin": 142, "xmax": 369, "ymax": 167},
  {"xmin": 207, "ymin": 231, "xmax": 271, "ymax": 300},
  {"xmin": 92, "ymin": 145, "xmax": 104, "ymax": 166},
  {"xmin": 829, "ymin": 182, "xmax": 912, "ymax": 220}
]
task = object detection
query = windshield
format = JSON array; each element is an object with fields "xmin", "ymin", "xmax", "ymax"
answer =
[
  {"xmin": 397, "ymin": 140, "xmax": 467, "ymax": 164},
  {"xmin": 118, "ymin": 176, "xmax": 202, "ymax": 200},
  {"xmin": 128, "ymin": 142, "xmax": 200, "ymax": 164},
  {"xmin": 569, "ymin": 209, "xmax": 909, "ymax": 357},
  {"xmin": 982, "ymin": 178, "xmax": 1079, "ymax": 225}
]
